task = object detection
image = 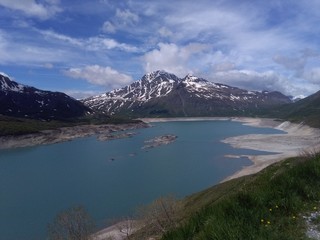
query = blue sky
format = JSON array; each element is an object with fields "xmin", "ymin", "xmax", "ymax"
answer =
[{"xmin": 0, "ymin": 0, "xmax": 319, "ymax": 99}]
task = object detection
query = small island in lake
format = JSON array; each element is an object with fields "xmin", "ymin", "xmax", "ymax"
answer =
[
  {"xmin": 97, "ymin": 132, "xmax": 137, "ymax": 141},
  {"xmin": 142, "ymin": 134, "xmax": 178, "ymax": 149}
]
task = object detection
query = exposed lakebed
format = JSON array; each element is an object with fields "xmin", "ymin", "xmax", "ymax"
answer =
[{"xmin": 0, "ymin": 120, "xmax": 283, "ymax": 239}]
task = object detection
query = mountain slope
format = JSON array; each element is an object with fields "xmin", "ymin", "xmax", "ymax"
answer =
[
  {"xmin": 267, "ymin": 90, "xmax": 320, "ymax": 127},
  {"xmin": 83, "ymin": 70, "xmax": 291, "ymax": 117},
  {"xmin": 0, "ymin": 73, "xmax": 90, "ymax": 120}
]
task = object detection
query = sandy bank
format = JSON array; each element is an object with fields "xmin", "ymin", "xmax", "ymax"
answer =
[
  {"xmin": 0, "ymin": 122, "xmax": 149, "ymax": 150},
  {"xmin": 142, "ymin": 117, "xmax": 320, "ymax": 181},
  {"xmin": 222, "ymin": 118, "xmax": 320, "ymax": 181}
]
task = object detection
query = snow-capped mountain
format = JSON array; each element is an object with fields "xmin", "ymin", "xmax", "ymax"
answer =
[
  {"xmin": 82, "ymin": 70, "xmax": 292, "ymax": 117},
  {"xmin": 0, "ymin": 73, "xmax": 90, "ymax": 120}
]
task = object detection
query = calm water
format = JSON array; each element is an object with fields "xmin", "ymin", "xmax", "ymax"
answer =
[{"xmin": 0, "ymin": 120, "xmax": 283, "ymax": 239}]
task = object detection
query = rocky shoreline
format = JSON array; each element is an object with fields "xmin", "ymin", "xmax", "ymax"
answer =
[{"xmin": 0, "ymin": 122, "xmax": 149, "ymax": 150}]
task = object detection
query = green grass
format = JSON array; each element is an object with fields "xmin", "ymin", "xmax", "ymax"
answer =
[{"xmin": 159, "ymin": 153, "xmax": 320, "ymax": 240}]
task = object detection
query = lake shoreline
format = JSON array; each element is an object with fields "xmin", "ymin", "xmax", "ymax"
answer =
[
  {"xmin": 222, "ymin": 117, "xmax": 320, "ymax": 181},
  {"xmin": 0, "ymin": 122, "xmax": 149, "ymax": 150},
  {"xmin": 94, "ymin": 116, "xmax": 320, "ymax": 240},
  {"xmin": 3, "ymin": 117, "xmax": 318, "ymax": 181},
  {"xmin": 140, "ymin": 117, "xmax": 320, "ymax": 181},
  {"xmin": 3, "ymin": 117, "xmax": 319, "ymax": 240}
]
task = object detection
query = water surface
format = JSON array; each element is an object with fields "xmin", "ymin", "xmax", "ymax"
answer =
[{"xmin": 0, "ymin": 120, "xmax": 283, "ymax": 239}]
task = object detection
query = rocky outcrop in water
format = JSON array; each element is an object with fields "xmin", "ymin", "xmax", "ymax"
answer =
[{"xmin": 142, "ymin": 134, "xmax": 177, "ymax": 149}]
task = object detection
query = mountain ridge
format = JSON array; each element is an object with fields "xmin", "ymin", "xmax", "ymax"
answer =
[{"xmin": 83, "ymin": 70, "xmax": 292, "ymax": 117}]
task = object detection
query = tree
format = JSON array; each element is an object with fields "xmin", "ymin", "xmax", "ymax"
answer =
[
  {"xmin": 139, "ymin": 196, "xmax": 180, "ymax": 235},
  {"xmin": 48, "ymin": 205, "xmax": 95, "ymax": 240}
]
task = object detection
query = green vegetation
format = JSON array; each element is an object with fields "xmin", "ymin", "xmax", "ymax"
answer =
[
  {"xmin": 132, "ymin": 151, "xmax": 320, "ymax": 240},
  {"xmin": 0, "ymin": 114, "xmax": 141, "ymax": 136},
  {"xmin": 0, "ymin": 115, "xmax": 77, "ymax": 136}
]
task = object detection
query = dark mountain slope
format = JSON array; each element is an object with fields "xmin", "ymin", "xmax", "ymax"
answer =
[
  {"xmin": 0, "ymin": 73, "xmax": 90, "ymax": 120},
  {"xmin": 267, "ymin": 90, "xmax": 320, "ymax": 127}
]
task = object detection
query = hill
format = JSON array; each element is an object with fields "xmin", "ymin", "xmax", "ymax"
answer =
[
  {"xmin": 131, "ymin": 152, "xmax": 320, "ymax": 240},
  {"xmin": 266, "ymin": 90, "xmax": 320, "ymax": 128}
]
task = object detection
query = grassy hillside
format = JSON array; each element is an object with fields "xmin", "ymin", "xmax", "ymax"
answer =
[{"xmin": 133, "ymin": 152, "xmax": 320, "ymax": 240}]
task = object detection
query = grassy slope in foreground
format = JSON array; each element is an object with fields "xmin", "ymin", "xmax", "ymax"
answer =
[{"xmin": 134, "ymin": 152, "xmax": 320, "ymax": 240}]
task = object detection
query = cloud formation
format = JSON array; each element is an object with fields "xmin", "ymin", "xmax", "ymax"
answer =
[
  {"xmin": 64, "ymin": 65, "xmax": 133, "ymax": 89},
  {"xmin": 0, "ymin": 0, "xmax": 61, "ymax": 19},
  {"xmin": 143, "ymin": 43, "xmax": 211, "ymax": 77},
  {"xmin": 1, "ymin": 0, "xmax": 320, "ymax": 97}
]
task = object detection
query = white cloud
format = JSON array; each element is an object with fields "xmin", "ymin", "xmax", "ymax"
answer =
[
  {"xmin": 43, "ymin": 63, "xmax": 54, "ymax": 69},
  {"xmin": 142, "ymin": 42, "xmax": 210, "ymax": 77},
  {"xmin": 40, "ymin": 30, "xmax": 83, "ymax": 46},
  {"xmin": 303, "ymin": 68, "xmax": 320, "ymax": 84},
  {"xmin": 63, "ymin": 89, "xmax": 103, "ymax": 100},
  {"xmin": 102, "ymin": 21, "xmax": 116, "ymax": 33},
  {"xmin": 64, "ymin": 65, "xmax": 133, "ymax": 89},
  {"xmin": 87, "ymin": 37, "xmax": 139, "ymax": 52},
  {"xmin": 273, "ymin": 55, "xmax": 306, "ymax": 73},
  {"xmin": 0, "ymin": 29, "xmax": 71, "ymax": 65},
  {"xmin": 212, "ymin": 62, "xmax": 236, "ymax": 72},
  {"xmin": 115, "ymin": 8, "xmax": 139, "ymax": 26},
  {"xmin": 209, "ymin": 69, "xmax": 307, "ymax": 97},
  {"xmin": 100, "ymin": 8, "xmax": 139, "ymax": 34},
  {"xmin": 0, "ymin": 0, "xmax": 61, "ymax": 19},
  {"xmin": 39, "ymin": 30, "xmax": 139, "ymax": 52},
  {"xmin": 158, "ymin": 26, "xmax": 172, "ymax": 38},
  {"xmin": 273, "ymin": 50, "xmax": 319, "ymax": 77}
]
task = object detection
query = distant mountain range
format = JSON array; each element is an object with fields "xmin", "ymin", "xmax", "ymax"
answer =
[
  {"xmin": 83, "ymin": 70, "xmax": 292, "ymax": 117},
  {"xmin": 3, "ymin": 70, "xmax": 320, "ymax": 125},
  {"xmin": 0, "ymin": 73, "xmax": 90, "ymax": 120}
]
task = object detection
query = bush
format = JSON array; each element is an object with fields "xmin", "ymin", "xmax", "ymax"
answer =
[{"xmin": 47, "ymin": 206, "xmax": 95, "ymax": 240}]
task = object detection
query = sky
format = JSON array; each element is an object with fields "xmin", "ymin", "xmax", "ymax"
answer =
[{"xmin": 0, "ymin": 0, "xmax": 319, "ymax": 99}]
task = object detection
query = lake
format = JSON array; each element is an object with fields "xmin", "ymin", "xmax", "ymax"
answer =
[{"xmin": 0, "ymin": 120, "xmax": 283, "ymax": 239}]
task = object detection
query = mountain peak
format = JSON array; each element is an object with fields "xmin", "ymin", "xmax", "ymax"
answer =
[
  {"xmin": 0, "ymin": 72, "xmax": 10, "ymax": 78},
  {"xmin": 183, "ymin": 73, "xmax": 198, "ymax": 81},
  {"xmin": 82, "ymin": 71, "xmax": 292, "ymax": 117},
  {"xmin": 0, "ymin": 72, "xmax": 25, "ymax": 92},
  {"xmin": 142, "ymin": 70, "xmax": 180, "ymax": 82}
]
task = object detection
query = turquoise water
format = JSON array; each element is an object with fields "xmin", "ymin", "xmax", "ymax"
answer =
[{"xmin": 0, "ymin": 120, "xmax": 283, "ymax": 239}]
